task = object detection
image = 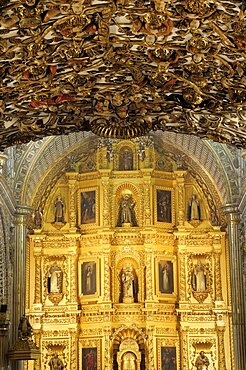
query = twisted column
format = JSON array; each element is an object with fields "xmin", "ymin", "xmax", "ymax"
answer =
[
  {"xmin": 214, "ymin": 250, "xmax": 223, "ymax": 302},
  {"xmin": 69, "ymin": 251, "xmax": 78, "ymax": 303},
  {"xmin": 180, "ymin": 326, "xmax": 189, "ymax": 370},
  {"xmin": 174, "ymin": 171, "xmax": 186, "ymax": 227},
  {"xmin": 67, "ymin": 173, "xmax": 78, "ymax": 231},
  {"xmin": 103, "ymin": 253, "xmax": 110, "ymax": 302},
  {"xmin": 34, "ymin": 254, "xmax": 42, "ymax": 304},
  {"xmin": 145, "ymin": 251, "xmax": 154, "ymax": 301},
  {"xmin": 222, "ymin": 204, "xmax": 246, "ymax": 370},
  {"xmin": 216, "ymin": 326, "xmax": 227, "ymax": 370}
]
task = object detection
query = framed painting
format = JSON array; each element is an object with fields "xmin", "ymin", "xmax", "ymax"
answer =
[
  {"xmin": 81, "ymin": 261, "xmax": 97, "ymax": 296},
  {"xmin": 158, "ymin": 260, "xmax": 174, "ymax": 294},
  {"xmin": 156, "ymin": 189, "xmax": 172, "ymax": 223},
  {"xmin": 82, "ymin": 348, "xmax": 97, "ymax": 370},
  {"xmin": 80, "ymin": 189, "xmax": 97, "ymax": 225},
  {"xmin": 161, "ymin": 347, "xmax": 177, "ymax": 370}
]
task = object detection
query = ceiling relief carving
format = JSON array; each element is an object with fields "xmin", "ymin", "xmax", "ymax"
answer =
[{"xmin": 0, "ymin": 0, "xmax": 245, "ymax": 149}]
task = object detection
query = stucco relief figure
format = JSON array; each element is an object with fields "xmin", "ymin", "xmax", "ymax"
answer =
[
  {"xmin": 48, "ymin": 266, "xmax": 63, "ymax": 294},
  {"xmin": 54, "ymin": 196, "xmax": 65, "ymax": 223},
  {"xmin": 119, "ymin": 148, "xmax": 133, "ymax": 170},
  {"xmin": 49, "ymin": 354, "xmax": 64, "ymax": 370},
  {"xmin": 121, "ymin": 265, "xmax": 137, "ymax": 302},
  {"xmin": 188, "ymin": 195, "xmax": 201, "ymax": 221},
  {"xmin": 192, "ymin": 264, "xmax": 206, "ymax": 292},
  {"xmin": 116, "ymin": 193, "xmax": 138, "ymax": 227},
  {"xmin": 195, "ymin": 351, "xmax": 209, "ymax": 370}
]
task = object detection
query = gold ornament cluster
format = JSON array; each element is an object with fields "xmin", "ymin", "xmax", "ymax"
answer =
[{"xmin": 0, "ymin": 0, "xmax": 245, "ymax": 148}]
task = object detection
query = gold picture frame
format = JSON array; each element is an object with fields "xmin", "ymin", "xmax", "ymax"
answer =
[
  {"xmin": 154, "ymin": 187, "xmax": 175, "ymax": 226},
  {"xmin": 157, "ymin": 338, "xmax": 179, "ymax": 370},
  {"xmin": 80, "ymin": 339, "xmax": 101, "ymax": 370},
  {"xmin": 79, "ymin": 258, "xmax": 100, "ymax": 300},
  {"xmin": 79, "ymin": 187, "xmax": 98, "ymax": 227},
  {"xmin": 155, "ymin": 257, "xmax": 177, "ymax": 299}
]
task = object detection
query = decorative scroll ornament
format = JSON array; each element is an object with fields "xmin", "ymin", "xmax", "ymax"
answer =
[{"xmin": 0, "ymin": 0, "xmax": 245, "ymax": 149}]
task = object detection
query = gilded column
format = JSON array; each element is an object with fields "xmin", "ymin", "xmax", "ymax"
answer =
[
  {"xmin": 179, "ymin": 251, "xmax": 186, "ymax": 302},
  {"xmin": 216, "ymin": 326, "xmax": 226, "ymax": 370},
  {"xmin": 69, "ymin": 329, "xmax": 77, "ymax": 370},
  {"xmin": 33, "ymin": 330, "xmax": 41, "ymax": 370},
  {"xmin": 174, "ymin": 171, "xmax": 186, "ymax": 227},
  {"xmin": 103, "ymin": 252, "xmax": 111, "ymax": 302},
  {"xmin": 69, "ymin": 251, "xmax": 78, "ymax": 304},
  {"xmin": 179, "ymin": 325, "xmax": 189, "ymax": 370},
  {"xmin": 67, "ymin": 173, "xmax": 78, "ymax": 231},
  {"xmin": 214, "ymin": 250, "xmax": 223, "ymax": 302},
  {"xmin": 103, "ymin": 326, "xmax": 111, "ymax": 370},
  {"xmin": 34, "ymin": 248, "xmax": 42, "ymax": 305},
  {"xmin": 101, "ymin": 175, "xmax": 110, "ymax": 227},
  {"xmin": 142, "ymin": 172, "xmax": 152, "ymax": 226},
  {"xmin": 145, "ymin": 251, "xmax": 154, "ymax": 301},
  {"xmin": 222, "ymin": 204, "xmax": 246, "ymax": 370},
  {"xmin": 146, "ymin": 326, "xmax": 155, "ymax": 370}
]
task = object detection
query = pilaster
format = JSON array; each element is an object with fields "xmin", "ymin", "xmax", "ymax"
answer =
[{"xmin": 222, "ymin": 203, "xmax": 246, "ymax": 370}]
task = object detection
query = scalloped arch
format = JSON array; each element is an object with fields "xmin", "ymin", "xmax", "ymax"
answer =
[{"xmin": 13, "ymin": 132, "xmax": 237, "ymax": 223}]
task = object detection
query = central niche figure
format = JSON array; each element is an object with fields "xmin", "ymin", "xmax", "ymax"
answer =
[
  {"xmin": 192, "ymin": 263, "xmax": 207, "ymax": 292},
  {"xmin": 121, "ymin": 265, "xmax": 137, "ymax": 303},
  {"xmin": 116, "ymin": 192, "xmax": 138, "ymax": 227}
]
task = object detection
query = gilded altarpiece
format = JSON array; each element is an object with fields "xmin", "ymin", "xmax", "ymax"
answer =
[{"xmin": 26, "ymin": 140, "xmax": 232, "ymax": 370}]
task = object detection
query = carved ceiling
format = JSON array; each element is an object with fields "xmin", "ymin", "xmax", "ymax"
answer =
[{"xmin": 0, "ymin": 0, "xmax": 245, "ymax": 149}]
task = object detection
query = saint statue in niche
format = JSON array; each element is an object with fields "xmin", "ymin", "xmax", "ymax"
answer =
[
  {"xmin": 121, "ymin": 265, "xmax": 137, "ymax": 303},
  {"xmin": 192, "ymin": 264, "xmax": 206, "ymax": 292},
  {"xmin": 188, "ymin": 195, "xmax": 201, "ymax": 221},
  {"xmin": 54, "ymin": 196, "xmax": 65, "ymax": 223},
  {"xmin": 48, "ymin": 354, "xmax": 64, "ymax": 370},
  {"xmin": 116, "ymin": 193, "xmax": 138, "ymax": 227},
  {"xmin": 195, "ymin": 351, "xmax": 210, "ymax": 370},
  {"xmin": 119, "ymin": 147, "xmax": 133, "ymax": 170},
  {"xmin": 48, "ymin": 266, "xmax": 63, "ymax": 294}
]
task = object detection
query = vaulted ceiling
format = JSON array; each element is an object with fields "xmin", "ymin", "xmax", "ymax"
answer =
[{"xmin": 0, "ymin": 0, "xmax": 245, "ymax": 150}]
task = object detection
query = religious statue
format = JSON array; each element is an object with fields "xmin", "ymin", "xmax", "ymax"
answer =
[
  {"xmin": 192, "ymin": 264, "xmax": 206, "ymax": 292},
  {"xmin": 18, "ymin": 315, "xmax": 33, "ymax": 340},
  {"xmin": 48, "ymin": 266, "xmax": 63, "ymax": 294},
  {"xmin": 33, "ymin": 209, "xmax": 42, "ymax": 228},
  {"xmin": 48, "ymin": 354, "xmax": 64, "ymax": 370},
  {"xmin": 188, "ymin": 195, "xmax": 201, "ymax": 221},
  {"xmin": 54, "ymin": 196, "xmax": 65, "ymax": 223},
  {"xmin": 195, "ymin": 351, "xmax": 210, "ymax": 370},
  {"xmin": 121, "ymin": 265, "xmax": 137, "ymax": 303},
  {"xmin": 116, "ymin": 193, "xmax": 138, "ymax": 227}
]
